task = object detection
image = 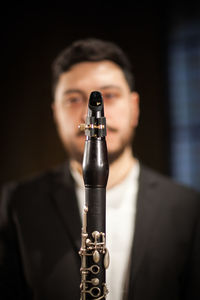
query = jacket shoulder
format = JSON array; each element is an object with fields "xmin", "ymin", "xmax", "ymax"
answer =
[
  {"xmin": 0, "ymin": 162, "xmax": 72, "ymax": 225},
  {"xmin": 140, "ymin": 164, "xmax": 200, "ymax": 201}
]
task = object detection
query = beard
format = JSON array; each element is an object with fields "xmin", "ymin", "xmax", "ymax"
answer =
[
  {"xmin": 66, "ymin": 129, "xmax": 134, "ymax": 166},
  {"xmin": 108, "ymin": 143, "xmax": 132, "ymax": 164}
]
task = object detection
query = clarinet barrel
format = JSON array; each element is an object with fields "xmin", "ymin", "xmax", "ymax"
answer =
[{"xmin": 79, "ymin": 91, "xmax": 109, "ymax": 300}]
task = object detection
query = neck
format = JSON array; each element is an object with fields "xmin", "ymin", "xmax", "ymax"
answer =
[{"xmin": 70, "ymin": 146, "xmax": 136, "ymax": 189}]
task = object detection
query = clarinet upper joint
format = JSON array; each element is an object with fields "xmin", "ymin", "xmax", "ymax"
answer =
[{"xmin": 79, "ymin": 91, "xmax": 109, "ymax": 299}]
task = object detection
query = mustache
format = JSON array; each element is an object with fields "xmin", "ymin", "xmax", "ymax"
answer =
[{"xmin": 76, "ymin": 124, "xmax": 118, "ymax": 136}]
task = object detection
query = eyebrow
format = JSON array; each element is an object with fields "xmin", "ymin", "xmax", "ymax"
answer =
[
  {"xmin": 63, "ymin": 85, "xmax": 122, "ymax": 96},
  {"xmin": 99, "ymin": 85, "xmax": 122, "ymax": 91},
  {"xmin": 63, "ymin": 89, "xmax": 84, "ymax": 95}
]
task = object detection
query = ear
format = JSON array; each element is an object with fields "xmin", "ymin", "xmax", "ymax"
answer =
[{"xmin": 130, "ymin": 91, "xmax": 140, "ymax": 127}]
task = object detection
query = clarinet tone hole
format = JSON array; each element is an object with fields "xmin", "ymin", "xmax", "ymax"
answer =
[
  {"xmin": 90, "ymin": 287, "xmax": 101, "ymax": 297},
  {"xmin": 91, "ymin": 265, "xmax": 100, "ymax": 274}
]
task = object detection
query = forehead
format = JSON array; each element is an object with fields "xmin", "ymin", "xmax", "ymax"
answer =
[{"xmin": 56, "ymin": 60, "xmax": 130, "ymax": 91}]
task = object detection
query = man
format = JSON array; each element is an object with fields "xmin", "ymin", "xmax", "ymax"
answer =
[{"xmin": 0, "ymin": 38, "xmax": 200, "ymax": 300}]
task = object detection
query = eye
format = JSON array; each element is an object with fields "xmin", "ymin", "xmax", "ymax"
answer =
[
  {"xmin": 102, "ymin": 91, "xmax": 120, "ymax": 103},
  {"xmin": 103, "ymin": 93, "xmax": 116, "ymax": 102},
  {"xmin": 69, "ymin": 96, "xmax": 82, "ymax": 103},
  {"xmin": 103, "ymin": 93, "xmax": 115, "ymax": 99},
  {"xmin": 64, "ymin": 95, "xmax": 84, "ymax": 106}
]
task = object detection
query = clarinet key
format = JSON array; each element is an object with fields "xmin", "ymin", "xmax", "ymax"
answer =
[
  {"xmin": 83, "ymin": 264, "xmax": 100, "ymax": 274},
  {"xmin": 93, "ymin": 250, "xmax": 100, "ymax": 263},
  {"xmin": 104, "ymin": 248, "xmax": 110, "ymax": 269},
  {"xmin": 85, "ymin": 278, "xmax": 99, "ymax": 286}
]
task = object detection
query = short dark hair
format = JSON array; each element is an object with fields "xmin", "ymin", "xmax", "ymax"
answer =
[{"xmin": 52, "ymin": 38, "xmax": 135, "ymax": 93}]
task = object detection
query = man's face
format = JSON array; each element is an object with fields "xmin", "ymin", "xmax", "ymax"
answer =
[{"xmin": 53, "ymin": 60, "xmax": 139, "ymax": 164}]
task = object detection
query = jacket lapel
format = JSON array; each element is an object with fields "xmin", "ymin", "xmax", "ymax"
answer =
[
  {"xmin": 128, "ymin": 165, "xmax": 159, "ymax": 295},
  {"xmin": 51, "ymin": 163, "xmax": 82, "ymax": 252}
]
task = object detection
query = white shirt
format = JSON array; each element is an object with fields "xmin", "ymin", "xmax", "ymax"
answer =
[{"xmin": 71, "ymin": 161, "xmax": 139, "ymax": 300}]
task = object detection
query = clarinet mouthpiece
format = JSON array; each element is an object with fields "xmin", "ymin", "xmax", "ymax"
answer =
[{"xmin": 89, "ymin": 91, "xmax": 104, "ymax": 113}]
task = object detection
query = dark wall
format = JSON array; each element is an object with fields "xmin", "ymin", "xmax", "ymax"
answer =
[{"xmin": 1, "ymin": 3, "xmax": 192, "ymax": 189}]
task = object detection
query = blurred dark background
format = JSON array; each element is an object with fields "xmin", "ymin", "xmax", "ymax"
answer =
[{"xmin": 1, "ymin": 2, "xmax": 200, "ymax": 192}]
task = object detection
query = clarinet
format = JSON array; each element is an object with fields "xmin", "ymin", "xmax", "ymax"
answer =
[{"xmin": 79, "ymin": 91, "xmax": 110, "ymax": 300}]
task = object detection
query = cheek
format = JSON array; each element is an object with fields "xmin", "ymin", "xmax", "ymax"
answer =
[
  {"xmin": 56, "ymin": 110, "xmax": 76, "ymax": 135},
  {"xmin": 107, "ymin": 106, "xmax": 133, "ymax": 128}
]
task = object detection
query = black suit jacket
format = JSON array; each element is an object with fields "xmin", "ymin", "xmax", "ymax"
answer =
[{"xmin": 0, "ymin": 162, "xmax": 200, "ymax": 300}]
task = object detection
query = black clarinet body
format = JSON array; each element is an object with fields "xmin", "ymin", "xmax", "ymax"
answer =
[{"xmin": 79, "ymin": 91, "xmax": 109, "ymax": 300}]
